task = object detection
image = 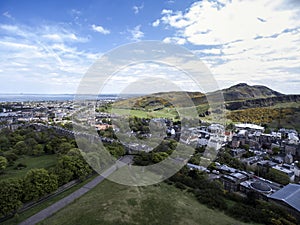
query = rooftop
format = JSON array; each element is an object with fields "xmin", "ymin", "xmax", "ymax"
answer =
[
  {"xmin": 269, "ymin": 184, "xmax": 300, "ymax": 212},
  {"xmin": 235, "ymin": 123, "xmax": 264, "ymax": 131}
]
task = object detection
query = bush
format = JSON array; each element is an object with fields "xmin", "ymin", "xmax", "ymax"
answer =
[
  {"xmin": 175, "ymin": 182, "xmax": 187, "ymax": 190},
  {"xmin": 195, "ymin": 189, "xmax": 227, "ymax": 210},
  {"xmin": 14, "ymin": 163, "xmax": 27, "ymax": 170},
  {"xmin": 3, "ymin": 152, "xmax": 18, "ymax": 162},
  {"xmin": 23, "ymin": 168, "xmax": 58, "ymax": 202},
  {"xmin": 0, "ymin": 179, "xmax": 23, "ymax": 217}
]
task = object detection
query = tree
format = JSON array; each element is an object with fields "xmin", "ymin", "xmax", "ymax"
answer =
[
  {"xmin": 54, "ymin": 152, "xmax": 92, "ymax": 182},
  {"xmin": 50, "ymin": 165, "xmax": 73, "ymax": 186},
  {"xmin": 241, "ymin": 144, "xmax": 250, "ymax": 151},
  {"xmin": 104, "ymin": 143, "xmax": 125, "ymax": 158},
  {"xmin": 0, "ymin": 156, "xmax": 8, "ymax": 172},
  {"xmin": 25, "ymin": 137, "xmax": 38, "ymax": 154},
  {"xmin": 272, "ymin": 147, "xmax": 280, "ymax": 155},
  {"xmin": 3, "ymin": 152, "xmax": 18, "ymax": 166},
  {"xmin": 23, "ymin": 168, "xmax": 58, "ymax": 202},
  {"xmin": 0, "ymin": 136, "xmax": 10, "ymax": 151},
  {"xmin": 152, "ymin": 152, "xmax": 169, "ymax": 163},
  {"xmin": 58, "ymin": 142, "xmax": 73, "ymax": 154},
  {"xmin": 13, "ymin": 141, "xmax": 28, "ymax": 155},
  {"xmin": 0, "ymin": 179, "xmax": 23, "ymax": 217},
  {"xmin": 266, "ymin": 168, "xmax": 290, "ymax": 185},
  {"xmin": 226, "ymin": 123, "xmax": 234, "ymax": 130},
  {"xmin": 32, "ymin": 144, "xmax": 44, "ymax": 156}
]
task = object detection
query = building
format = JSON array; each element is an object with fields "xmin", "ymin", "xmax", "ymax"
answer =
[
  {"xmin": 285, "ymin": 153, "xmax": 293, "ymax": 164},
  {"xmin": 95, "ymin": 124, "xmax": 114, "ymax": 131},
  {"xmin": 217, "ymin": 164, "xmax": 237, "ymax": 174},
  {"xmin": 272, "ymin": 165, "xmax": 295, "ymax": 181},
  {"xmin": 295, "ymin": 163, "xmax": 300, "ymax": 178},
  {"xmin": 235, "ymin": 123, "xmax": 265, "ymax": 132},
  {"xmin": 242, "ymin": 156, "xmax": 261, "ymax": 166},
  {"xmin": 207, "ymin": 136, "xmax": 223, "ymax": 150},
  {"xmin": 269, "ymin": 184, "xmax": 300, "ymax": 220},
  {"xmin": 239, "ymin": 177, "xmax": 281, "ymax": 199},
  {"xmin": 231, "ymin": 148, "xmax": 246, "ymax": 158},
  {"xmin": 220, "ymin": 172, "xmax": 248, "ymax": 192},
  {"xmin": 208, "ymin": 124, "xmax": 224, "ymax": 134},
  {"xmin": 187, "ymin": 163, "xmax": 210, "ymax": 173}
]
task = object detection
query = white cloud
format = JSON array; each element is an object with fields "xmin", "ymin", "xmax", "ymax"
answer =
[
  {"xmin": 0, "ymin": 24, "xmax": 88, "ymax": 43},
  {"xmin": 0, "ymin": 23, "xmax": 100, "ymax": 93},
  {"xmin": 200, "ymin": 48, "xmax": 222, "ymax": 55},
  {"xmin": 3, "ymin": 11, "xmax": 14, "ymax": 19},
  {"xmin": 91, "ymin": 24, "xmax": 110, "ymax": 34},
  {"xmin": 101, "ymin": 62, "xmax": 200, "ymax": 94},
  {"xmin": 128, "ymin": 25, "xmax": 144, "ymax": 41},
  {"xmin": 0, "ymin": 40, "xmax": 38, "ymax": 50},
  {"xmin": 70, "ymin": 9, "xmax": 81, "ymax": 16},
  {"xmin": 161, "ymin": 9, "xmax": 172, "ymax": 14},
  {"xmin": 163, "ymin": 37, "xmax": 186, "ymax": 45},
  {"xmin": 156, "ymin": 0, "xmax": 300, "ymax": 93},
  {"xmin": 42, "ymin": 33, "xmax": 87, "ymax": 42},
  {"xmin": 133, "ymin": 4, "xmax": 144, "ymax": 14},
  {"xmin": 166, "ymin": 0, "xmax": 175, "ymax": 4},
  {"xmin": 152, "ymin": 19, "xmax": 160, "ymax": 27}
]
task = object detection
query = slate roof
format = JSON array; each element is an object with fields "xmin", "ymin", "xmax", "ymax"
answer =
[{"xmin": 269, "ymin": 184, "xmax": 300, "ymax": 212}]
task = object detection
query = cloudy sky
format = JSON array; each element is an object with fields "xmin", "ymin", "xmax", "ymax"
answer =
[{"xmin": 0, "ymin": 0, "xmax": 299, "ymax": 94}]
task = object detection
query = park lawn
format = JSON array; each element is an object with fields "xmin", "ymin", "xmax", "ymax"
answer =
[
  {"xmin": 38, "ymin": 180, "xmax": 256, "ymax": 225},
  {"xmin": 0, "ymin": 154, "xmax": 57, "ymax": 180}
]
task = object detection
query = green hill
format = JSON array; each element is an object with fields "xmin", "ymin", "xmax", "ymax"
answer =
[
  {"xmin": 38, "ymin": 180, "xmax": 255, "ymax": 225},
  {"xmin": 105, "ymin": 83, "xmax": 300, "ymax": 130},
  {"xmin": 112, "ymin": 83, "xmax": 297, "ymax": 112},
  {"xmin": 221, "ymin": 83, "xmax": 284, "ymax": 102}
]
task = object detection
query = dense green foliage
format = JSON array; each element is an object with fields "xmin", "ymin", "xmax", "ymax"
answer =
[
  {"xmin": 51, "ymin": 149, "xmax": 92, "ymax": 185},
  {"xmin": 133, "ymin": 139, "xmax": 177, "ymax": 165},
  {"xmin": 23, "ymin": 168, "xmax": 58, "ymax": 202},
  {"xmin": 103, "ymin": 142, "xmax": 125, "ymax": 158},
  {"xmin": 0, "ymin": 126, "xmax": 93, "ymax": 218},
  {"xmin": 216, "ymin": 150, "xmax": 246, "ymax": 170},
  {"xmin": 0, "ymin": 126, "xmax": 76, "ymax": 158},
  {"xmin": 265, "ymin": 168, "xmax": 290, "ymax": 185},
  {"xmin": 0, "ymin": 156, "xmax": 8, "ymax": 172},
  {"xmin": 0, "ymin": 179, "xmax": 23, "ymax": 217}
]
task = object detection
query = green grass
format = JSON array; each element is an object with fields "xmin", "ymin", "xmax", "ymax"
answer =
[
  {"xmin": 1, "ymin": 174, "xmax": 98, "ymax": 225},
  {"xmin": 111, "ymin": 108, "xmax": 178, "ymax": 120},
  {"xmin": 38, "ymin": 180, "xmax": 255, "ymax": 225},
  {"xmin": 0, "ymin": 154, "xmax": 57, "ymax": 180}
]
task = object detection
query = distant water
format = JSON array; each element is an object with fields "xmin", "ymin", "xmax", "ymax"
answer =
[{"xmin": 0, "ymin": 94, "xmax": 118, "ymax": 102}]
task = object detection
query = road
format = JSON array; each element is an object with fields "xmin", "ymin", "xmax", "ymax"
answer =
[{"xmin": 19, "ymin": 155, "xmax": 132, "ymax": 225}]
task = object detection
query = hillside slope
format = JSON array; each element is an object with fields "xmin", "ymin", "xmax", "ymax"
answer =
[
  {"xmin": 113, "ymin": 83, "xmax": 298, "ymax": 111},
  {"xmin": 38, "ymin": 180, "xmax": 254, "ymax": 225},
  {"xmin": 221, "ymin": 83, "xmax": 284, "ymax": 102}
]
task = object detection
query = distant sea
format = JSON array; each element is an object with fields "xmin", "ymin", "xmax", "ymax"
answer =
[{"xmin": 0, "ymin": 94, "xmax": 119, "ymax": 102}]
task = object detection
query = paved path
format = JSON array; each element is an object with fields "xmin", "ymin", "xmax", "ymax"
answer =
[{"xmin": 19, "ymin": 156, "xmax": 132, "ymax": 225}]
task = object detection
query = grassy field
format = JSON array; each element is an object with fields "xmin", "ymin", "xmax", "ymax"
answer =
[
  {"xmin": 0, "ymin": 154, "xmax": 57, "ymax": 180},
  {"xmin": 38, "ymin": 180, "xmax": 255, "ymax": 225},
  {"xmin": 111, "ymin": 108, "xmax": 178, "ymax": 120}
]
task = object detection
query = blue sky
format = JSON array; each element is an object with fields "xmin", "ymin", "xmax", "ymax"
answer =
[{"xmin": 0, "ymin": 0, "xmax": 300, "ymax": 94}]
